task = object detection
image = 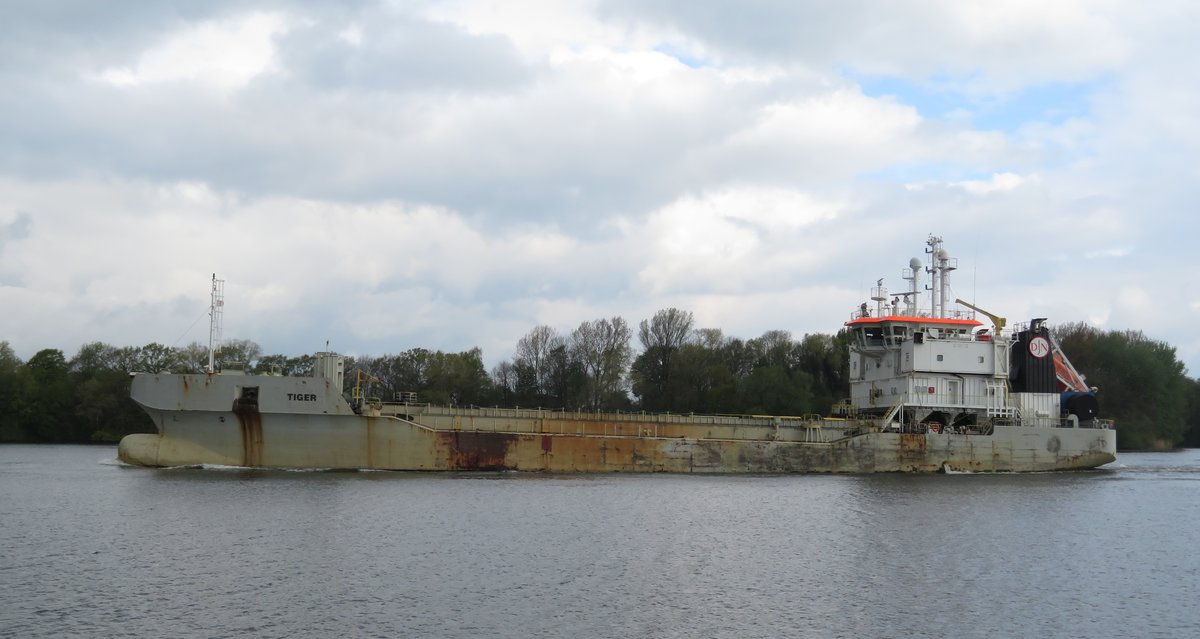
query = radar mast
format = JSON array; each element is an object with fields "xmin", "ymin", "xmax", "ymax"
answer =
[{"xmin": 207, "ymin": 274, "xmax": 224, "ymax": 374}]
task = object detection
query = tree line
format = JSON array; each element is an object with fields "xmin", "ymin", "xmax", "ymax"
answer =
[
  {"xmin": 1, "ymin": 309, "xmax": 1197, "ymax": 450},
  {"xmin": 1054, "ymin": 323, "xmax": 1200, "ymax": 450}
]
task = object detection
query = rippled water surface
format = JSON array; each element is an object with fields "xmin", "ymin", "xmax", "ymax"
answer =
[{"xmin": 2, "ymin": 446, "xmax": 1198, "ymax": 638}]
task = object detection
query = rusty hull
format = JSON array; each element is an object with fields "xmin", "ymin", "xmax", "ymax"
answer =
[{"xmin": 121, "ymin": 374, "xmax": 1117, "ymax": 472}]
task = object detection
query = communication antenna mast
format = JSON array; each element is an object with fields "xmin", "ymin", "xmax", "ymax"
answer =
[
  {"xmin": 207, "ymin": 274, "xmax": 225, "ymax": 374},
  {"xmin": 902, "ymin": 257, "xmax": 922, "ymax": 316}
]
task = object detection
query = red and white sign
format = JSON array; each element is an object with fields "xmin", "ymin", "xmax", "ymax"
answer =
[{"xmin": 1029, "ymin": 336, "xmax": 1051, "ymax": 359}]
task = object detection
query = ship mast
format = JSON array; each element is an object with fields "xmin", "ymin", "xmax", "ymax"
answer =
[
  {"xmin": 925, "ymin": 235, "xmax": 956, "ymax": 318},
  {"xmin": 207, "ymin": 274, "xmax": 224, "ymax": 374},
  {"xmin": 901, "ymin": 257, "xmax": 922, "ymax": 316}
]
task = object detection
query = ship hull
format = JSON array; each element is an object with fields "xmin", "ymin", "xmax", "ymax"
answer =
[{"xmin": 119, "ymin": 374, "xmax": 1116, "ymax": 473}]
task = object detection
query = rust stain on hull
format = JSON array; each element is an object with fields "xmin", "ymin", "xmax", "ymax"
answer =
[
  {"xmin": 126, "ymin": 395, "xmax": 1117, "ymax": 473},
  {"xmin": 232, "ymin": 398, "xmax": 263, "ymax": 467},
  {"xmin": 441, "ymin": 431, "xmax": 518, "ymax": 470}
]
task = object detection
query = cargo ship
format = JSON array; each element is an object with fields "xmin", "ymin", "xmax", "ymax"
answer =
[{"xmin": 118, "ymin": 236, "xmax": 1116, "ymax": 472}]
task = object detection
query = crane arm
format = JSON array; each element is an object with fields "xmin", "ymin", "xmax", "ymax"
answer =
[{"xmin": 954, "ymin": 298, "xmax": 1007, "ymax": 336}]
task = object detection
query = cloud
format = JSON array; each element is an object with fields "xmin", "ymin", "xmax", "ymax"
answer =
[
  {"xmin": 276, "ymin": 9, "xmax": 533, "ymax": 94},
  {"xmin": 1, "ymin": 0, "xmax": 1198, "ymax": 378},
  {"xmin": 601, "ymin": 0, "xmax": 1128, "ymax": 90},
  {"xmin": 952, "ymin": 172, "xmax": 1027, "ymax": 194},
  {"xmin": 633, "ymin": 187, "xmax": 843, "ymax": 295},
  {"xmin": 93, "ymin": 11, "xmax": 288, "ymax": 92}
]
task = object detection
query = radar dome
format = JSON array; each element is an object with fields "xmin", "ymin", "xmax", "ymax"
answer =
[
  {"xmin": 937, "ymin": 248, "xmax": 950, "ymax": 260},
  {"xmin": 909, "ymin": 257, "xmax": 922, "ymax": 270}
]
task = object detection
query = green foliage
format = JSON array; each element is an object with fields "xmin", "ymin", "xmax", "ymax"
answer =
[
  {"xmin": 628, "ymin": 324, "xmax": 845, "ymax": 416},
  {"xmin": 0, "ymin": 342, "xmax": 24, "ymax": 441},
  {"xmin": 15, "ymin": 349, "xmax": 75, "ymax": 441},
  {"xmin": 4, "ymin": 316, "xmax": 1195, "ymax": 449},
  {"xmin": 358, "ymin": 347, "xmax": 496, "ymax": 407},
  {"xmin": 739, "ymin": 365, "xmax": 814, "ymax": 416},
  {"xmin": 68, "ymin": 342, "xmax": 160, "ymax": 442},
  {"xmin": 216, "ymin": 339, "xmax": 262, "ymax": 371},
  {"xmin": 797, "ymin": 331, "xmax": 852, "ymax": 414},
  {"xmin": 1183, "ymin": 379, "xmax": 1200, "ymax": 447},
  {"xmin": 1056, "ymin": 323, "xmax": 1191, "ymax": 450}
]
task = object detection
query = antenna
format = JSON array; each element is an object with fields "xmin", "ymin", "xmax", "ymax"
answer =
[
  {"xmin": 925, "ymin": 235, "xmax": 941, "ymax": 317},
  {"xmin": 207, "ymin": 274, "xmax": 225, "ymax": 374},
  {"xmin": 870, "ymin": 277, "xmax": 888, "ymax": 316},
  {"xmin": 903, "ymin": 257, "xmax": 922, "ymax": 316}
]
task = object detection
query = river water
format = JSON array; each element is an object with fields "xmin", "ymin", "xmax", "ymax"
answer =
[{"xmin": 1, "ymin": 445, "xmax": 1197, "ymax": 638}]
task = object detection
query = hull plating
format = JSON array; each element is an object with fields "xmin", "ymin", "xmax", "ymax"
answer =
[
  {"xmin": 120, "ymin": 373, "xmax": 1116, "ymax": 473},
  {"xmin": 119, "ymin": 407, "xmax": 1116, "ymax": 473}
]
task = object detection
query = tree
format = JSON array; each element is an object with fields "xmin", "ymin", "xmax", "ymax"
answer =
[
  {"xmin": 512, "ymin": 359, "xmax": 540, "ymax": 405},
  {"xmin": 286, "ymin": 354, "xmax": 315, "ymax": 377},
  {"xmin": 216, "ymin": 339, "xmax": 262, "ymax": 371},
  {"xmin": 376, "ymin": 348, "xmax": 435, "ymax": 398},
  {"xmin": 748, "ymin": 330, "xmax": 794, "ymax": 369},
  {"xmin": 253, "ymin": 354, "xmax": 290, "ymax": 375},
  {"xmin": 570, "ymin": 317, "xmax": 633, "ymax": 410},
  {"xmin": 634, "ymin": 308, "xmax": 694, "ymax": 409},
  {"xmin": 1183, "ymin": 378, "xmax": 1200, "ymax": 447},
  {"xmin": 175, "ymin": 342, "xmax": 209, "ymax": 373},
  {"xmin": 514, "ymin": 325, "xmax": 563, "ymax": 401},
  {"xmin": 631, "ymin": 347, "xmax": 669, "ymax": 411},
  {"xmin": 15, "ymin": 349, "xmax": 75, "ymax": 441},
  {"xmin": 668, "ymin": 342, "xmax": 729, "ymax": 413},
  {"xmin": 491, "ymin": 361, "xmax": 517, "ymax": 406},
  {"xmin": 638, "ymin": 308, "xmax": 694, "ymax": 353},
  {"xmin": 0, "ymin": 342, "xmax": 23, "ymax": 441},
  {"xmin": 136, "ymin": 343, "xmax": 178, "ymax": 373},
  {"xmin": 424, "ymin": 348, "xmax": 494, "ymax": 406},
  {"xmin": 719, "ymin": 337, "xmax": 756, "ymax": 380},
  {"xmin": 71, "ymin": 342, "xmax": 118, "ymax": 377},
  {"xmin": 739, "ymin": 365, "xmax": 813, "ymax": 416},
  {"xmin": 1056, "ymin": 323, "xmax": 1189, "ymax": 449},
  {"xmin": 796, "ymin": 332, "xmax": 851, "ymax": 413},
  {"xmin": 543, "ymin": 342, "xmax": 586, "ymax": 407}
]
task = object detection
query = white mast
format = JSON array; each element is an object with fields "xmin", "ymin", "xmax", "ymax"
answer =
[
  {"xmin": 870, "ymin": 278, "xmax": 888, "ymax": 316},
  {"xmin": 924, "ymin": 235, "xmax": 956, "ymax": 318},
  {"xmin": 925, "ymin": 236, "xmax": 940, "ymax": 317},
  {"xmin": 902, "ymin": 257, "xmax": 922, "ymax": 316},
  {"xmin": 207, "ymin": 274, "xmax": 224, "ymax": 374}
]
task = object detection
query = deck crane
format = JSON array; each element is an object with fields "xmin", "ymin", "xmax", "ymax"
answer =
[{"xmin": 954, "ymin": 298, "xmax": 1006, "ymax": 336}]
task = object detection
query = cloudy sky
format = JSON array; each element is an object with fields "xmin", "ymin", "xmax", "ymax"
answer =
[{"xmin": 2, "ymin": 1, "xmax": 1197, "ymax": 376}]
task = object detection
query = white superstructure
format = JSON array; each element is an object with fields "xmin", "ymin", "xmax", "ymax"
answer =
[{"xmin": 844, "ymin": 235, "xmax": 1108, "ymax": 434}]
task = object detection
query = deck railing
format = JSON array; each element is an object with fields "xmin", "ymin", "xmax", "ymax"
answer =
[{"xmin": 378, "ymin": 403, "xmax": 850, "ymax": 442}]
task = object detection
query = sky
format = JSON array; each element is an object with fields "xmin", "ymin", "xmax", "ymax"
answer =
[{"xmin": 2, "ymin": 1, "xmax": 1198, "ymax": 376}]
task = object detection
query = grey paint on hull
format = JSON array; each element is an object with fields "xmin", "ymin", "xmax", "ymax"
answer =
[{"xmin": 120, "ymin": 373, "xmax": 1117, "ymax": 473}]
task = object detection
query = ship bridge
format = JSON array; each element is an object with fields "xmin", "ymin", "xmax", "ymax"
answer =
[
  {"xmin": 844, "ymin": 235, "xmax": 1017, "ymax": 430},
  {"xmin": 845, "ymin": 314, "xmax": 1013, "ymax": 426}
]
